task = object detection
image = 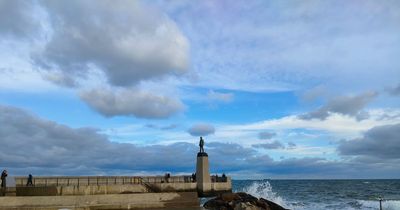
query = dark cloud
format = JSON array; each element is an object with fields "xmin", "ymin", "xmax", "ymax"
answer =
[
  {"xmin": 287, "ymin": 142, "xmax": 296, "ymax": 149},
  {"xmin": 80, "ymin": 88, "xmax": 184, "ymax": 119},
  {"xmin": 0, "ymin": 105, "xmax": 196, "ymax": 174},
  {"xmin": 300, "ymin": 86, "xmax": 326, "ymax": 103},
  {"xmin": 252, "ymin": 141, "xmax": 285, "ymax": 150},
  {"xmin": 258, "ymin": 131, "xmax": 276, "ymax": 140},
  {"xmin": 299, "ymin": 91, "xmax": 377, "ymax": 121},
  {"xmin": 187, "ymin": 123, "xmax": 215, "ymax": 136},
  {"xmin": 338, "ymin": 123, "xmax": 400, "ymax": 159},
  {"xmin": 385, "ymin": 83, "xmax": 400, "ymax": 96},
  {"xmin": 0, "ymin": 0, "xmax": 39, "ymax": 38},
  {"xmin": 31, "ymin": 0, "xmax": 189, "ymax": 87}
]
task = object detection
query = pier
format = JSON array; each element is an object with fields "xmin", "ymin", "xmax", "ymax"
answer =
[{"xmin": 0, "ymin": 137, "xmax": 232, "ymax": 209}]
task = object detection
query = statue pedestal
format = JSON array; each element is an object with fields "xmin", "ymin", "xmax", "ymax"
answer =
[{"xmin": 196, "ymin": 152, "xmax": 211, "ymax": 196}]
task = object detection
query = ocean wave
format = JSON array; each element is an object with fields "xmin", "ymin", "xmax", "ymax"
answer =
[
  {"xmin": 357, "ymin": 199, "xmax": 400, "ymax": 210},
  {"xmin": 234, "ymin": 180, "xmax": 400, "ymax": 210},
  {"xmin": 238, "ymin": 180, "xmax": 293, "ymax": 209}
]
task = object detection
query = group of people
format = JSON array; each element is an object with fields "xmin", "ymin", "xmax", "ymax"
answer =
[{"xmin": 1, "ymin": 170, "xmax": 34, "ymax": 188}]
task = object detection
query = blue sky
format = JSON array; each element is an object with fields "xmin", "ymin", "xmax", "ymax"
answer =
[{"xmin": 0, "ymin": 0, "xmax": 399, "ymax": 179}]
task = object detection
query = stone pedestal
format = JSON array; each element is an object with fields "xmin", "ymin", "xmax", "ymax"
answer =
[{"xmin": 196, "ymin": 152, "xmax": 211, "ymax": 196}]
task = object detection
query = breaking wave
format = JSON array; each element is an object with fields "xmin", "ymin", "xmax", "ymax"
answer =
[{"xmin": 234, "ymin": 180, "xmax": 400, "ymax": 210}]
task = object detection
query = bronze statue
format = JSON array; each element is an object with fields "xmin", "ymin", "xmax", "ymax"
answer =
[{"xmin": 199, "ymin": 137, "xmax": 205, "ymax": 153}]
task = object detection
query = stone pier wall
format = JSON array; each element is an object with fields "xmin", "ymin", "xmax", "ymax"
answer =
[
  {"xmin": 0, "ymin": 192, "xmax": 200, "ymax": 209},
  {"xmin": 14, "ymin": 175, "xmax": 232, "ymax": 196}
]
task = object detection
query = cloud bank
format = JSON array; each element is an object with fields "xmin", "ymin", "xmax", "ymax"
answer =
[
  {"xmin": 338, "ymin": 123, "xmax": 400, "ymax": 159},
  {"xmin": 0, "ymin": 105, "xmax": 399, "ymax": 178}
]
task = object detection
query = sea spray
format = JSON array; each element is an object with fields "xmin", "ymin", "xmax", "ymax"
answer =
[{"xmin": 236, "ymin": 180, "xmax": 292, "ymax": 209}]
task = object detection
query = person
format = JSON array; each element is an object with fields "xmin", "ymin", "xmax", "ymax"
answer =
[
  {"xmin": 26, "ymin": 174, "xmax": 33, "ymax": 186},
  {"xmin": 165, "ymin": 173, "xmax": 170, "ymax": 183},
  {"xmin": 1, "ymin": 170, "xmax": 7, "ymax": 188},
  {"xmin": 199, "ymin": 137, "xmax": 205, "ymax": 153},
  {"xmin": 222, "ymin": 173, "xmax": 227, "ymax": 182}
]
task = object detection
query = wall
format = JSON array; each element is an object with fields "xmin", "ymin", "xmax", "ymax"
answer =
[
  {"xmin": 0, "ymin": 192, "xmax": 200, "ymax": 209},
  {"xmin": 16, "ymin": 184, "xmax": 148, "ymax": 196},
  {"xmin": 13, "ymin": 175, "xmax": 232, "ymax": 197}
]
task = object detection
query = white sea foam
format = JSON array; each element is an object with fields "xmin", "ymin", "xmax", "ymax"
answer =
[
  {"xmin": 358, "ymin": 200, "xmax": 400, "ymax": 210},
  {"xmin": 241, "ymin": 180, "xmax": 293, "ymax": 209}
]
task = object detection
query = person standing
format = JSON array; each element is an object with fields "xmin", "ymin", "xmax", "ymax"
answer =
[
  {"xmin": 26, "ymin": 174, "xmax": 33, "ymax": 186},
  {"xmin": 1, "ymin": 170, "xmax": 7, "ymax": 188}
]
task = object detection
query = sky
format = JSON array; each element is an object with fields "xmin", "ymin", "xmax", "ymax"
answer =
[{"xmin": 0, "ymin": 0, "xmax": 399, "ymax": 179}]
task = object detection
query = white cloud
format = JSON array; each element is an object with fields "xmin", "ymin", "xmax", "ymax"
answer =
[
  {"xmin": 215, "ymin": 109, "xmax": 400, "ymax": 145},
  {"xmin": 153, "ymin": 0, "xmax": 400, "ymax": 93}
]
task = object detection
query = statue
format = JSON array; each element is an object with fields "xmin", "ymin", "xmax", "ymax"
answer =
[{"xmin": 199, "ymin": 137, "xmax": 205, "ymax": 153}]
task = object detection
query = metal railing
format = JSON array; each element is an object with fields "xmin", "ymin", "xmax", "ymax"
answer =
[
  {"xmin": 14, "ymin": 175, "xmax": 197, "ymax": 187},
  {"xmin": 15, "ymin": 176, "xmax": 142, "ymax": 187}
]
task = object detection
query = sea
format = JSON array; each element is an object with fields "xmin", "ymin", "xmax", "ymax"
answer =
[{"xmin": 230, "ymin": 179, "xmax": 400, "ymax": 210}]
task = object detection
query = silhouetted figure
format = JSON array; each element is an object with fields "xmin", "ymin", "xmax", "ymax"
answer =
[
  {"xmin": 192, "ymin": 173, "xmax": 196, "ymax": 182},
  {"xmin": 1, "ymin": 170, "xmax": 7, "ymax": 188},
  {"xmin": 26, "ymin": 174, "xmax": 33, "ymax": 186},
  {"xmin": 199, "ymin": 137, "xmax": 205, "ymax": 153},
  {"xmin": 165, "ymin": 173, "xmax": 171, "ymax": 183},
  {"xmin": 222, "ymin": 173, "xmax": 227, "ymax": 182}
]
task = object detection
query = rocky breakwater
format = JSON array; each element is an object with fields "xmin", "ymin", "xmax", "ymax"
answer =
[{"xmin": 204, "ymin": 192, "xmax": 288, "ymax": 210}]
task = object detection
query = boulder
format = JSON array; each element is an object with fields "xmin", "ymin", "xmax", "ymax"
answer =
[
  {"xmin": 203, "ymin": 192, "xmax": 288, "ymax": 210},
  {"xmin": 260, "ymin": 198, "xmax": 287, "ymax": 210},
  {"xmin": 221, "ymin": 192, "xmax": 241, "ymax": 202}
]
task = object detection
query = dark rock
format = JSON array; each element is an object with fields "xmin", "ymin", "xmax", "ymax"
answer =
[
  {"xmin": 204, "ymin": 198, "xmax": 232, "ymax": 210},
  {"xmin": 260, "ymin": 198, "xmax": 287, "ymax": 210},
  {"xmin": 204, "ymin": 192, "xmax": 289, "ymax": 210},
  {"xmin": 220, "ymin": 192, "xmax": 241, "ymax": 202}
]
